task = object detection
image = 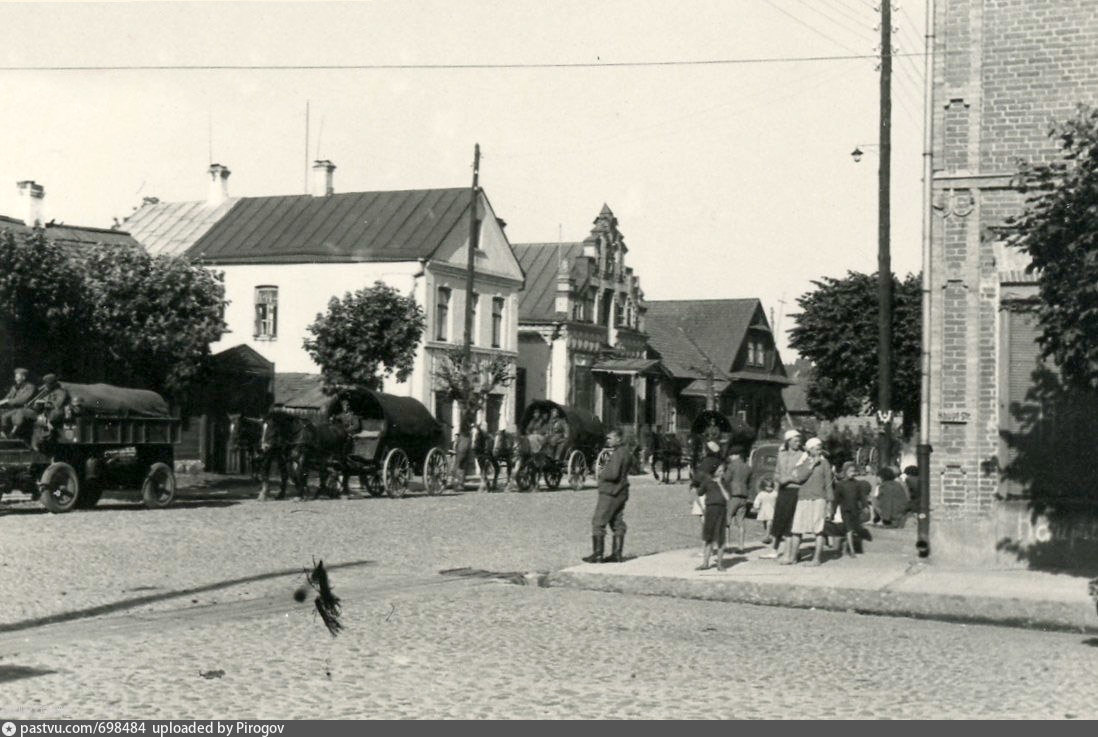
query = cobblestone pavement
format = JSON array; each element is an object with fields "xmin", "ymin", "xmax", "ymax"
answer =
[{"xmin": 2, "ymin": 477, "xmax": 1097, "ymax": 719}]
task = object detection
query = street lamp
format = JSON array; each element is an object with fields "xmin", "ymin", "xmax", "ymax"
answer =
[{"xmin": 850, "ymin": 143, "xmax": 879, "ymax": 163}]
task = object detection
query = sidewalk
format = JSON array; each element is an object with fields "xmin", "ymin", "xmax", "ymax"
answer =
[{"xmin": 548, "ymin": 526, "xmax": 1098, "ymax": 633}]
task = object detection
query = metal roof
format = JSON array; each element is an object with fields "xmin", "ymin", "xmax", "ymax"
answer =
[
  {"xmin": 512, "ymin": 242, "xmax": 592, "ymax": 321},
  {"xmin": 183, "ymin": 188, "xmax": 470, "ymax": 264},
  {"xmin": 123, "ymin": 199, "xmax": 239, "ymax": 257},
  {"xmin": 0, "ymin": 215, "xmax": 140, "ymax": 249}
]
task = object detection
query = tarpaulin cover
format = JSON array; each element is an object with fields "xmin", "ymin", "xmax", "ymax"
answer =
[{"xmin": 62, "ymin": 382, "xmax": 171, "ymax": 418}]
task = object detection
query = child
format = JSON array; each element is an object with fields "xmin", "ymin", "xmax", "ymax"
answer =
[
  {"xmin": 753, "ymin": 477, "xmax": 778, "ymax": 544},
  {"xmin": 694, "ymin": 465, "xmax": 728, "ymax": 571}
]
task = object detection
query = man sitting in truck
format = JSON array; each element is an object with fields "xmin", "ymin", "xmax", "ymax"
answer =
[{"xmin": 0, "ymin": 368, "xmax": 36, "ymax": 439}]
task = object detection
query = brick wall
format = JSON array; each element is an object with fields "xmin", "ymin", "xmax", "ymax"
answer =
[{"xmin": 930, "ymin": 0, "xmax": 1098, "ymax": 552}]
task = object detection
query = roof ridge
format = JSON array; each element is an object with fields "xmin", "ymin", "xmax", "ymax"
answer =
[{"xmin": 646, "ymin": 297, "xmax": 760, "ymax": 304}]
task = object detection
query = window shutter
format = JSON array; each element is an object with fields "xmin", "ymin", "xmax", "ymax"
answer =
[{"xmin": 1001, "ymin": 308, "xmax": 1045, "ymax": 497}]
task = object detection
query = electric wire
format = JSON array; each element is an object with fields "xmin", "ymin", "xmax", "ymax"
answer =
[
  {"xmin": 759, "ymin": 0, "xmax": 869, "ymax": 56},
  {"xmin": 794, "ymin": 0, "xmax": 877, "ymax": 42},
  {"xmin": 0, "ymin": 52, "xmax": 925, "ymax": 73}
]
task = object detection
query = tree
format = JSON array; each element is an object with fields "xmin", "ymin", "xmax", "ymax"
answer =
[
  {"xmin": 788, "ymin": 270, "xmax": 921, "ymax": 437},
  {"xmin": 0, "ymin": 231, "xmax": 226, "ymax": 397},
  {"xmin": 77, "ymin": 244, "xmax": 227, "ymax": 395},
  {"xmin": 1009, "ymin": 104, "xmax": 1098, "ymax": 390},
  {"xmin": 432, "ymin": 346, "xmax": 514, "ymax": 431},
  {"xmin": 303, "ymin": 281, "xmax": 425, "ymax": 391}
]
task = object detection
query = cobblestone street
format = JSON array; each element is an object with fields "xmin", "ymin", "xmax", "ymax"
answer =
[{"xmin": 2, "ymin": 478, "xmax": 1097, "ymax": 719}]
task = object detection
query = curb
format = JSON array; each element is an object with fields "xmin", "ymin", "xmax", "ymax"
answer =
[{"xmin": 546, "ymin": 570, "xmax": 1098, "ymax": 634}]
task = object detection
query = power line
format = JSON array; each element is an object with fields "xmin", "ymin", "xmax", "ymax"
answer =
[
  {"xmin": 818, "ymin": 0, "xmax": 878, "ymax": 31},
  {"xmin": 794, "ymin": 0, "xmax": 876, "ymax": 41},
  {"xmin": 0, "ymin": 52, "xmax": 925, "ymax": 73},
  {"xmin": 760, "ymin": 0, "xmax": 869, "ymax": 56}
]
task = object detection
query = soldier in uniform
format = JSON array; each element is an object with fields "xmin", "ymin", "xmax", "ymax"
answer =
[
  {"xmin": 36, "ymin": 374, "xmax": 70, "ymax": 429},
  {"xmin": 547, "ymin": 408, "xmax": 568, "ymax": 462},
  {"xmin": 583, "ymin": 429, "xmax": 635, "ymax": 564},
  {"xmin": 0, "ymin": 368, "xmax": 36, "ymax": 438},
  {"xmin": 334, "ymin": 397, "xmax": 362, "ymax": 434}
]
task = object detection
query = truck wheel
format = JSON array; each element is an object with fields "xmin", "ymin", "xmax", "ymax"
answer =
[
  {"xmin": 142, "ymin": 462, "xmax": 176, "ymax": 509},
  {"xmin": 39, "ymin": 462, "xmax": 80, "ymax": 513}
]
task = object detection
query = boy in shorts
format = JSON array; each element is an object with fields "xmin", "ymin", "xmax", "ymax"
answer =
[{"xmin": 721, "ymin": 445, "xmax": 753, "ymax": 554}]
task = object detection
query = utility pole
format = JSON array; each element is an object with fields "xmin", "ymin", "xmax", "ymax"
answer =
[
  {"xmin": 877, "ymin": 1, "xmax": 894, "ymax": 473},
  {"xmin": 463, "ymin": 143, "xmax": 481, "ymax": 350},
  {"xmin": 458, "ymin": 143, "xmax": 481, "ymax": 432},
  {"xmin": 917, "ymin": 0, "xmax": 936, "ymax": 558}
]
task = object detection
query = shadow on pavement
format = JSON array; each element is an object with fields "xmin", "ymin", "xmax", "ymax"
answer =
[
  {"xmin": 0, "ymin": 664, "xmax": 56, "ymax": 683},
  {"xmin": 0, "ymin": 559, "xmax": 377, "ymax": 635}
]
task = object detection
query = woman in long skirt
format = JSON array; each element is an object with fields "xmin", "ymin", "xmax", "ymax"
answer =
[{"xmin": 761, "ymin": 430, "xmax": 813, "ymax": 560}]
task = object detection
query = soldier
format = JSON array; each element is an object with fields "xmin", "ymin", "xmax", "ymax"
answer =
[
  {"xmin": 36, "ymin": 374, "xmax": 70, "ymax": 429},
  {"xmin": 0, "ymin": 368, "xmax": 36, "ymax": 438},
  {"xmin": 583, "ymin": 429, "xmax": 634, "ymax": 564},
  {"xmin": 547, "ymin": 408, "xmax": 568, "ymax": 462},
  {"xmin": 334, "ymin": 397, "xmax": 362, "ymax": 434}
]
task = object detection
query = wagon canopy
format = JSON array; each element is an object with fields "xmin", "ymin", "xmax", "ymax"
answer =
[
  {"xmin": 690, "ymin": 409, "xmax": 757, "ymax": 445},
  {"xmin": 62, "ymin": 382, "xmax": 171, "ymax": 418},
  {"xmin": 520, "ymin": 399, "xmax": 606, "ymax": 454},
  {"xmin": 325, "ymin": 388, "xmax": 444, "ymax": 452}
]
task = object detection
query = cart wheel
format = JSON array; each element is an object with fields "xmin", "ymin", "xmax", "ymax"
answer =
[
  {"xmin": 359, "ymin": 472, "xmax": 384, "ymax": 497},
  {"xmin": 39, "ymin": 462, "xmax": 80, "ymax": 514},
  {"xmin": 595, "ymin": 448, "xmax": 613, "ymax": 478},
  {"xmin": 142, "ymin": 462, "xmax": 176, "ymax": 509},
  {"xmin": 567, "ymin": 450, "xmax": 586, "ymax": 490},
  {"xmin": 423, "ymin": 448, "xmax": 448, "ymax": 496},
  {"xmin": 543, "ymin": 465, "xmax": 562, "ymax": 490},
  {"xmin": 514, "ymin": 465, "xmax": 535, "ymax": 492},
  {"xmin": 383, "ymin": 448, "xmax": 411, "ymax": 498},
  {"xmin": 75, "ymin": 480, "xmax": 103, "ymax": 510}
]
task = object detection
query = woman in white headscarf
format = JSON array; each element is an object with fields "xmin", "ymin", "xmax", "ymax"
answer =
[
  {"xmin": 761, "ymin": 429, "xmax": 814, "ymax": 560},
  {"xmin": 787, "ymin": 437, "xmax": 834, "ymax": 565}
]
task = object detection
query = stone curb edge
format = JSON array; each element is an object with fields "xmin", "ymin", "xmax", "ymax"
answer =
[{"xmin": 546, "ymin": 570, "xmax": 1098, "ymax": 635}]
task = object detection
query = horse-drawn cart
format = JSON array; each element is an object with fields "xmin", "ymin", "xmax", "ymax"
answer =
[
  {"xmin": 328, "ymin": 389, "xmax": 448, "ymax": 498},
  {"xmin": 0, "ymin": 382, "xmax": 180, "ymax": 513},
  {"xmin": 514, "ymin": 400, "xmax": 608, "ymax": 491}
]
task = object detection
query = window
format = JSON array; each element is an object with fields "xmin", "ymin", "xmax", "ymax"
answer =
[
  {"xmin": 491, "ymin": 297, "xmax": 505, "ymax": 347},
  {"xmin": 470, "ymin": 292, "xmax": 480, "ymax": 345},
  {"xmin": 747, "ymin": 339, "xmax": 768, "ymax": 367},
  {"xmin": 254, "ymin": 286, "xmax": 278, "ymax": 339},
  {"xmin": 436, "ymin": 287, "xmax": 451, "ymax": 341}
]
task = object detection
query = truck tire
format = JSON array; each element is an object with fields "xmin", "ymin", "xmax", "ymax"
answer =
[
  {"xmin": 142, "ymin": 462, "xmax": 176, "ymax": 509},
  {"xmin": 39, "ymin": 462, "xmax": 80, "ymax": 514}
]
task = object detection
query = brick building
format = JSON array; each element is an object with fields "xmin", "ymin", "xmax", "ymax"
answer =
[{"xmin": 929, "ymin": 0, "xmax": 1098, "ymax": 563}]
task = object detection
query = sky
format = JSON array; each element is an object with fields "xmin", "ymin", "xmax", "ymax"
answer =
[{"xmin": 0, "ymin": 0, "xmax": 929, "ymax": 359}]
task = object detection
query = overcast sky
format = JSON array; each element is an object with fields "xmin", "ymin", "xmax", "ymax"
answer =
[{"xmin": 0, "ymin": 0, "xmax": 928, "ymax": 359}]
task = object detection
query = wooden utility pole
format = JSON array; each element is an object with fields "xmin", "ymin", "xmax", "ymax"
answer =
[
  {"xmin": 877, "ymin": 1, "xmax": 894, "ymax": 472},
  {"xmin": 463, "ymin": 143, "xmax": 481, "ymax": 350}
]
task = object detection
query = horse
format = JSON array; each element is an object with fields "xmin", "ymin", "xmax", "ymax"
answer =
[
  {"xmin": 253, "ymin": 410, "xmax": 297, "ymax": 500},
  {"xmin": 477, "ymin": 429, "xmax": 517, "ymax": 491},
  {"xmin": 651, "ymin": 432, "xmax": 686, "ymax": 484},
  {"xmin": 256, "ymin": 410, "xmax": 352, "ymax": 500}
]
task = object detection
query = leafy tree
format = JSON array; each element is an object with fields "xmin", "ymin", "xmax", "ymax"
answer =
[
  {"xmin": 432, "ymin": 345, "xmax": 514, "ymax": 431},
  {"xmin": 1009, "ymin": 105, "xmax": 1098, "ymax": 390},
  {"xmin": 0, "ymin": 229, "xmax": 226, "ymax": 398},
  {"xmin": 788, "ymin": 271, "xmax": 921, "ymax": 437},
  {"xmin": 0, "ymin": 229, "xmax": 91, "ymax": 379},
  {"xmin": 304, "ymin": 281, "xmax": 425, "ymax": 391},
  {"xmin": 77, "ymin": 243, "xmax": 227, "ymax": 395}
]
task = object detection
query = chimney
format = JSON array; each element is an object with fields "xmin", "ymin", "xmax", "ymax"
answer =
[
  {"xmin": 207, "ymin": 163, "xmax": 231, "ymax": 206},
  {"xmin": 311, "ymin": 160, "xmax": 336, "ymax": 196},
  {"xmin": 17, "ymin": 180, "xmax": 45, "ymax": 228}
]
